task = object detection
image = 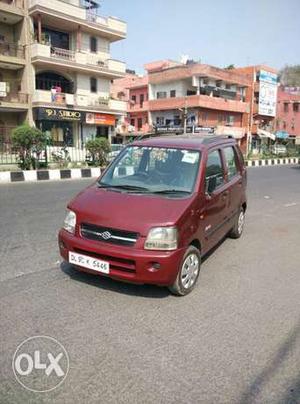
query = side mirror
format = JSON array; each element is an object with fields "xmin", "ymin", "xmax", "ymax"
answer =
[{"xmin": 205, "ymin": 176, "xmax": 217, "ymax": 195}]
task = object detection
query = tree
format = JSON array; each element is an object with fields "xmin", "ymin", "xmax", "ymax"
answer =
[
  {"xmin": 225, "ymin": 64, "xmax": 235, "ymax": 70},
  {"xmin": 279, "ymin": 65, "xmax": 300, "ymax": 86},
  {"xmin": 85, "ymin": 137, "xmax": 111, "ymax": 166},
  {"xmin": 12, "ymin": 124, "xmax": 47, "ymax": 170}
]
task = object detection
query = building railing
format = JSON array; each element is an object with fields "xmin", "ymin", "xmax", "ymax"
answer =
[
  {"xmin": 29, "ymin": 0, "xmax": 127, "ymax": 36},
  {"xmin": 0, "ymin": 0, "xmax": 23, "ymax": 8},
  {"xmin": 50, "ymin": 47, "xmax": 75, "ymax": 61},
  {"xmin": 0, "ymin": 42, "xmax": 25, "ymax": 58},
  {"xmin": 0, "ymin": 92, "xmax": 28, "ymax": 103}
]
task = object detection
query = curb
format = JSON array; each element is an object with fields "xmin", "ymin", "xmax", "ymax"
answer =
[
  {"xmin": 245, "ymin": 157, "xmax": 300, "ymax": 167},
  {"xmin": 0, "ymin": 158, "xmax": 299, "ymax": 184},
  {"xmin": 0, "ymin": 167, "xmax": 101, "ymax": 184}
]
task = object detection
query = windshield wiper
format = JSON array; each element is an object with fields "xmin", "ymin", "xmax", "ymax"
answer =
[
  {"xmin": 151, "ymin": 189, "xmax": 191, "ymax": 195},
  {"xmin": 98, "ymin": 183, "xmax": 150, "ymax": 192}
]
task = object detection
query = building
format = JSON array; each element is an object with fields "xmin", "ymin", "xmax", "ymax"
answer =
[
  {"xmin": 146, "ymin": 61, "xmax": 252, "ymax": 152},
  {"xmin": 233, "ymin": 65, "xmax": 279, "ymax": 152},
  {"xmin": 0, "ymin": 0, "xmax": 29, "ymax": 147},
  {"xmin": 275, "ymin": 86, "xmax": 300, "ymax": 144},
  {"xmin": 0, "ymin": 0, "xmax": 127, "ymax": 162}
]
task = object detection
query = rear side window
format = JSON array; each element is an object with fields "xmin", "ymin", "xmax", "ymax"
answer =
[
  {"xmin": 205, "ymin": 150, "xmax": 224, "ymax": 189},
  {"xmin": 223, "ymin": 147, "xmax": 238, "ymax": 180}
]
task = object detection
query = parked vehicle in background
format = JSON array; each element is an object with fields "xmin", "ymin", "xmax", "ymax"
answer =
[
  {"xmin": 59, "ymin": 135, "xmax": 247, "ymax": 296},
  {"xmin": 271, "ymin": 144, "xmax": 287, "ymax": 155}
]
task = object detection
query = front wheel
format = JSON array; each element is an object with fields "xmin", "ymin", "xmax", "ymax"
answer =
[
  {"xmin": 229, "ymin": 207, "xmax": 245, "ymax": 239},
  {"xmin": 168, "ymin": 246, "xmax": 201, "ymax": 296}
]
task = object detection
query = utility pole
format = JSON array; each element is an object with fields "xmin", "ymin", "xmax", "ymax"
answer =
[{"xmin": 183, "ymin": 96, "xmax": 188, "ymax": 134}]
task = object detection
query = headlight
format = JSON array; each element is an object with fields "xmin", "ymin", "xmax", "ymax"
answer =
[
  {"xmin": 63, "ymin": 210, "xmax": 76, "ymax": 234},
  {"xmin": 144, "ymin": 227, "xmax": 178, "ymax": 250}
]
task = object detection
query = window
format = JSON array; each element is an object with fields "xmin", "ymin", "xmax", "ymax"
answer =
[
  {"xmin": 170, "ymin": 90, "xmax": 176, "ymax": 98},
  {"xmin": 205, "ymin": 150, "xmax": 224, "ymax": 191},
  {"xmin": 174, "ymin": 115, "xmax": 181, "ymax": 126},
  {"xmin": 284, "ymin": 103, "xmax": 289, "ymax": 112},
  {"xmin": 156, "ymin": 116, "xmax": 165, "ymax": 125},
  {"xmin": 131, "ymin": 95, "xmax": 136, "ymax": 103},
  {"xmin": 223, "ymin": 147, "xmax": 238, "ymax": 180},
  {"xmin": 137, "ymin": 118, "xmax": 143, "ymax": 129},
  {"xmin": 90, "ymin": 37, "xmax": 97, "ymax": 52},
  {"xmin": 226, "ymin": 115, "xmax": 235, "ymax": 126},
  {"xmin": 156, "ymin": 91, "xmax": 167, "ymax": 99},
  {"xmin": 90, "ymin": 77, "xmax": 97, "ymax": 93},
  {"xmin": 225, "ymin": 84, "xmax": 231, "ymax": 90},
  {"xmin": 100, "ymin": 146, "xmax": 201, "ymax": 194},
  {"xmin": 293, "ymin": 103, "xmax": 299, "ymax": 112},
  {"xmin": 130, "ymin": 118, "xmax": 135, "ymax": 127},
  {"xmin": 140, "ymin": 94, "xmax": 144, "ymax": 107}
]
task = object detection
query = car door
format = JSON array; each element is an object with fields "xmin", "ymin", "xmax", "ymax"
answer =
[
  {"xmin": 221, "ymin": 145, "xmax": 243, "ymax": 225},
  {"xmin": 200, "ymin": 149, "xmax": 230, "ymax": 252}
]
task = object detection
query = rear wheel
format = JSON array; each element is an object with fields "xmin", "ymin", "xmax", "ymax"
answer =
[
  {"xmin": 229, "ymin": 207, "xmax": 245, "ymax": 239},
  {"xmin": 168, "ymin": 246, "xmax": 201, "ymax": 296}
]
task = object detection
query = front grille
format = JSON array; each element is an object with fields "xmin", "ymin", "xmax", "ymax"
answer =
[
  {"xmin": 74, "ymin": 248, "xmax": 136, "ymax": 274},
  {"xmin": 81, "ymin": 223, "xmax": 139, "ymax": 247}
]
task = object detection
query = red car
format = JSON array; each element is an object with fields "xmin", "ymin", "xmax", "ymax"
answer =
[{"xmin": 59, "ymin": 135, "xmax": 247, "ymax": 295}]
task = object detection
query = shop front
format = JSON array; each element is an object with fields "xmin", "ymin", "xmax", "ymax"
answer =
[
  {"xmin": 34, "ymin": 107, "xmax": 84, "ymax": 148},
  {"xmin": 83, "ymin": 112, "xmax": 116, "ymax": 143}
]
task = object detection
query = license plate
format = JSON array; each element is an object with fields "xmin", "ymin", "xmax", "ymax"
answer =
[{"xmin": 69, "ymin": 252, "xmax": 109, "ymax": 274}]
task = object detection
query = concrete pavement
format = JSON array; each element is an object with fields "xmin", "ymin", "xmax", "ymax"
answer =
[{"xmin": 0, "ymin": 166, "xmax": 300, "ymax": 403}]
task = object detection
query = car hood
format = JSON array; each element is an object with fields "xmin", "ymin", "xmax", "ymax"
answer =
[{"xmin": 69, "ymin": 184, "xmax": 193, "ymax": 236}]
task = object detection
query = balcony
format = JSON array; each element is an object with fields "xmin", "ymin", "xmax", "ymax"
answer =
[
  {"xmin": 149, "ymin": 94, "xmax": 250, "ymax": 114},
  {"xmin": 0, "ymin": 92, "xmax": 29, "ymax": 109},
  {"xmin": 129, "ymin": 101, "xmax": 149, "ymax": 112},
  {"xmin": 0, "ymin": 43, "xmax": 25, "ymax": 68},
  {"xmin": 31, "ymin": 44, "xmax": 126, "ymax": 78},
  {"xmin": 28, "ymin": 0, "xmax": 126, "ymax": 41},
  {"xmin": 0, "ymin": 0, "xmax": 24, "ymax": 21},
  {"xmin": 32, "ymin": 89, "xmax": 126, "ymax": 112}
]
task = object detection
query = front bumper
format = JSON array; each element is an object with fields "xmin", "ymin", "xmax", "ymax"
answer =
[{"xmin": 58, "ymin": 229, "xmax": 186, "ymax": 286}]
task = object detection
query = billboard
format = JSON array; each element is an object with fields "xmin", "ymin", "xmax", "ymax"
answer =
[{"xmin": 258, "ymin": 70, "xmax": 278, "ymax": 117}]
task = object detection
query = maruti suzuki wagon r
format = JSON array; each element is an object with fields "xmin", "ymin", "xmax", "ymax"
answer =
[{"xmin": 59, "ymin": 135, "xmax": 247, "ymax": 295}]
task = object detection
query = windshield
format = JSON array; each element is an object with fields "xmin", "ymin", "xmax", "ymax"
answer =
[{"xmin": 99, "ymin": 146, "xmax": 201, "ymax": 196}]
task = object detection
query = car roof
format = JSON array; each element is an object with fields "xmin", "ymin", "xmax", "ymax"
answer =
[{"xmin": 131, "ymin": 135, "xmax": 236, "ymax": 151}]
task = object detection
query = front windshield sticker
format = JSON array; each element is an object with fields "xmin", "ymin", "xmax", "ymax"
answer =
[{"xmin": 181, "ymin": 152, "xmax": 199, "ymax": 164}]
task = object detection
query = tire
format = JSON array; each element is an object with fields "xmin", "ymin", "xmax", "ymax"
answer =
[
  {"xmin": 229, "ymin": 207, "xmax": 245, "ymax": 239},
  {"xmin": 168, "ymin": 246, "xmax": 201, "ymax": 296}
]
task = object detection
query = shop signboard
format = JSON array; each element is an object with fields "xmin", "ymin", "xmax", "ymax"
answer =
[
  {"xmin": 36, "ymin": 107, "xmax": 84, "ymax": 121},
  {"xmin": 156, "ymin": 126, "xmax": 214, "ymax": 134},
  {"xmin": 258, "ymin": 70, "xmax": 278, "ymax": 117},
  {"xmin": 86, "ymin": 113, "xmax": 116, "ymax": 126}
]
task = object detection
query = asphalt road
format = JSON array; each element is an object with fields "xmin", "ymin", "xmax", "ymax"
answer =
[{"xmin": 0, "ymin": 166, "xmax": 300, "ymax": 404}]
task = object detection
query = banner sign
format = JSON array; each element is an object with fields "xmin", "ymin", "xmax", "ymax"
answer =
[
  {"xmin": 156, "ymin": 126, "xmax": 214, "ymax": 134},
  {"xmin": 258, "ymin": 70, "xmax": 278, "ymax": 117},
  {"xmin": 36, "ymin": 108, "xmax": 84, "ymax": 121},
  {"xmin": 86, "ymin": 113, "xmax": 115, "ymax": 126}
]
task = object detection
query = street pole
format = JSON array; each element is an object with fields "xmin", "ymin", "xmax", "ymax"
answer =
[{"xmin": 183, "ymin": 96, "xmax": 187, "ymax": 135}]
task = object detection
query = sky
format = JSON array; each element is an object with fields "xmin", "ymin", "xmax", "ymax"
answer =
[{"xmin": 100, "ymin": 0, "xmax": 300, "ymax": 74}]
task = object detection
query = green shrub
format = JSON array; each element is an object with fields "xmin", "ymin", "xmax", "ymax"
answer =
[
  {"xmin": 85, "ymin": 137, "xmax": 111, "ymax": 166},
  {"xmin": 12, "ymin": 124, "xmax": 47, "ymax": 170}
]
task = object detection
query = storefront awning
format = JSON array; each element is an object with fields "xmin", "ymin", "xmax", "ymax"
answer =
[
  {"xmin": 215, "ymin": 126, "xmax": 246, "ymax": 139},
  {"xmin": 257, "ymin": 129, "xmax": 276, "ymax": 141}
]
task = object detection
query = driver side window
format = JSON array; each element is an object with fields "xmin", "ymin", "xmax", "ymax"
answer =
[{"xmin": 205, "ymin": 150, "xmax": 224, "ymax": 192}]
